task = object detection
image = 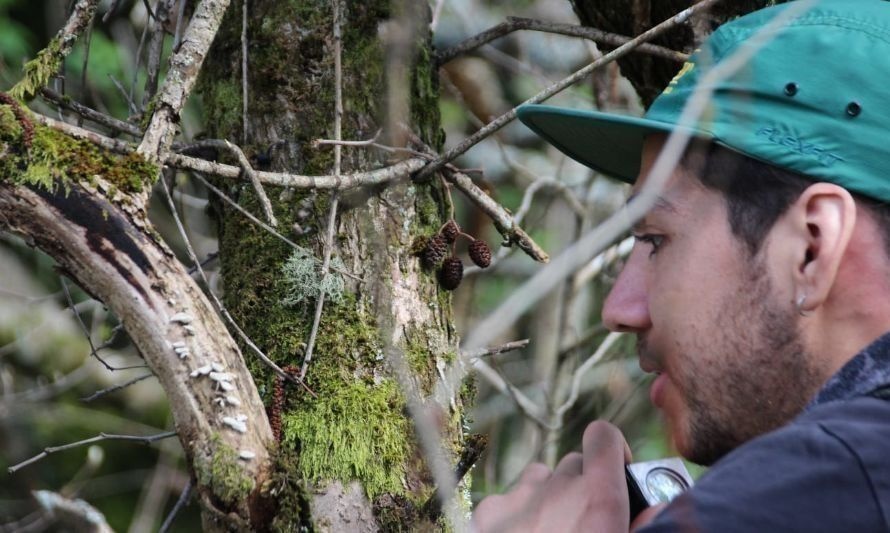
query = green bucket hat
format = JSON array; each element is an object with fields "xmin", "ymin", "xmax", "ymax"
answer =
[{"xmin": 517, "ymin": 0, "xmax": 890, "ymax": 203}]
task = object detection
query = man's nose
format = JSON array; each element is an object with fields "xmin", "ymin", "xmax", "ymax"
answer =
[{"xmin": 602, "ymin": 249, "xmax": 651, "ymax": 333}]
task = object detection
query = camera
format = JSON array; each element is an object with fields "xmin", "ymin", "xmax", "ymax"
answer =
[{"xmin": 626, "ymin": 457, "xmax": 694, "ymax": 520}]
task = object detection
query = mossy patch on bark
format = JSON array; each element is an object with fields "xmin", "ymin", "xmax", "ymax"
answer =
[{"xmin": 195, "ymin": 433, "xmax": 257, "ymax": 507}]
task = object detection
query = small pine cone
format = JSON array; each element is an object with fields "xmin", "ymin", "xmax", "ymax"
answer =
[
  {"xmin": 422, "ymin": 234, "xmax": 449, "ymax": 269},
  {"xmin": 441, "ymin": 220, "xmax": 460, "ymax": 243},
  {"xmin": 269, "ymin": 377, "xmax": 285, "ymax": 442},
  {"xmin": 439, "ymin": 256, "xmax": 464, "ymax": 290},
  {"xmin": 468, "ymin": 239, "xmax": 492, "ymax": 268}
]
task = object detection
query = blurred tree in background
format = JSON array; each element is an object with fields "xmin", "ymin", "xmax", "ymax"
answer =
[{"xmin": 0, "ymin": 0, "xmax": 776, "ymax": 530}]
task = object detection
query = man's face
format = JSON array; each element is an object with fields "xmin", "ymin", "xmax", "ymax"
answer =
[{"xmin": 602, "ymin": 136, "xmax": 817, "ymax": 465}]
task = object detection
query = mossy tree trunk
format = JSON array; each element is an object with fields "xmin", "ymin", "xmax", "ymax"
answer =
[{"xmin": 200, "ymin": 1, "xmax": 463, "ymax": 530}]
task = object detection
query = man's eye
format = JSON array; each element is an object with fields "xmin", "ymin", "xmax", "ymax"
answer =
[{"xmin": 633, "ymin": 234, "xmax": 665, "ymax": 257}]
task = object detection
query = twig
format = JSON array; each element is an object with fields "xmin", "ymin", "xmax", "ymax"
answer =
[
  {"xmin": 77, "ymin": 21, "xmax": 94, "ymax": 127},
  {"xmin": 159, "ymin": 172, "xmax": 316, "ymax": 396},
  {"xmin": 138, "ymin": 0, "xmax": 232, "ymax": 162},
  {"xmin": 183, "ymin": 139, "xmax": 277, "ymax": 225},
  {"xmin": 108, "ymin": 73, "xmax": 138, "ymax": 116},
  {"xmin": 553, "ymin": 332, "xmax": 622, "ymax": 422},
  {"xmin": 300, "ymin": 0, "xmax": 343, "ymax": 380},
  {"xmin": 313, "ymin": 129, "xmax": 382, "ymax": 148},
  {"xmin": 173, "ymin": 0, "xmax": 189, "ymax": 51},
  {"xmin": 241, "ymin": 0, "xmax": 249, "ymax": 145},
  {"xmin": 168, "ymin": 151, "xmax": 425, "ymax": 188},
  {"xmin": 31, "ymin": 112, "xmax": 134, "ymax": 154},
  {"xmin": 60, "ymin": 276, "xmax": 137, "ymax": 372},
  {"xmin": 81, "ymin": 373, "xmax": 155, "ymax": 402},
  {"xmin": 32, "ymin": 490, "xmax": 112, "ymax": 533},
  {"xmin": 437, "ymin": 16, "xmax": 688, "ymax": 65},
  {"xmin": 158, "ymin": 480, "xmax": 192, "ymax": 533},
  {"xmin": 39, "ymin": 87, "xmax": 142, "ymax": 137},
  {"xmin": 572, "ymin": 236, "xmax": 633, "ymax": 290},
  {"xmin": 8, "ymin": 431, "xmax": 177, "ymax": 473},
  {"xmin": 415, "ymin": 0, "xmax": 722, "ymax": 181},
  {"xmin": 461, "ymin": 339, "xmax": 529, "ymax": 360},
  {"xmin": 422, "ymin": 433, "xmax": 488, "ymax": 520},
  {"xmin": 143, "ymin": 0, "xmax": 176, "ymax": 109}
]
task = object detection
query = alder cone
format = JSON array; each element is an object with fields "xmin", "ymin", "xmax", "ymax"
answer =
[
  {"xmin": 468, "ymin": 239, "xmax": 492, "ymax": 268},
  {"xmin": 439, "ymin": 256, "xmax": 464, "ymax": 290},
  {"xmin": 422, "ymin": 234, "xmax": 448, "ymax": 269},
  {"xmin": 441, "ymin": 220, "xmax": 460, "ymax": 243}
]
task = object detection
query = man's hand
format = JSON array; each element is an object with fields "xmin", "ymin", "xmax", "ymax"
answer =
[{"xmin": 471, "ymin": 421, "xmax": 632, "ymax": 532}]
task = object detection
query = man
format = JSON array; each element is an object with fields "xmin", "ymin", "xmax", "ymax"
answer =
[{"xmin": 472, "ymin": 0, "xmax": 890, "ymax": 531}]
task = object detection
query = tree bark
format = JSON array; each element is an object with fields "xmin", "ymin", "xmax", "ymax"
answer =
[{"xmin": 199, "ymin": 1, "xmax": 463, "ymax": 530}]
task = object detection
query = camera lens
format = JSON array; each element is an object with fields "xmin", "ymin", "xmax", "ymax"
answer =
[{"xmin": 645, "ymin": 468, "xmax": 689, "ymax": 504}]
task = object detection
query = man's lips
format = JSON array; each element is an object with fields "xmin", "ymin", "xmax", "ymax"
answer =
[{"xmin": 650, "ymin": 373, "xmax": 668, "ymax": 408}]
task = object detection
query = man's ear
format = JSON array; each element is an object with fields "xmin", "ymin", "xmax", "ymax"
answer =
[{"xmin": 786, "ymin": 183, "xmax": 857, "ymax": 312}]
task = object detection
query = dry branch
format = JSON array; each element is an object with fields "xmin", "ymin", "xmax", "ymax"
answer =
[
  {"xmin": 0, "ymin": 176, "xmax": 274, "ymax": 528},
  {"xmin": 437, "ymin": 16, "xmax": 688, "ymax": 64},
  {"xmin": 138, "ymin": 0, "xmax": 231, "ymax": 162}
]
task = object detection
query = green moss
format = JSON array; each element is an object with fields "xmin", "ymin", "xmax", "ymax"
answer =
[
  {"xmin": 195, "ymin": 434, "xmax": 256, "ymax": 506},
  {"xmin": 281, "ymin": 379, "xmax": 410, "ymax": 498},
  {"xmin": 10, "ymin": 37, "xmax": 63, "ymax": 100},
  {"xmin": 200, "ymin": 79, "xmax": 242, "ymax": 140},
  {"xmin": 0, "ymin": 122, "xmax": 155, "ymax": 193}
]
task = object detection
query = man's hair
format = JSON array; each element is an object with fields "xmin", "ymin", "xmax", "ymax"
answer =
[{"xmin": 683, "ymin": 142, "xmax": 890, "ymax": 256}]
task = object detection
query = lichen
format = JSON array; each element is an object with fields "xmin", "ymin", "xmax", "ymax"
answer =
[
  {"xmin": 195, "ymin": 433, "xmax": 256, "ymax": 506},
  {"xmin": 281, "ymin": 379, "xmax": 411, "ymax": 498},
  {"xmin": 280, "ymin": 246, "xmax": 346, "ymax": 306}
]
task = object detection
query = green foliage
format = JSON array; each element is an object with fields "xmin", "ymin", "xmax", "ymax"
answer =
[
  {"xmin": 280, "ymin": 247, "xmax": 346, "ymax": 307},
  {"xmin": 281, "ymin": 379, "xmax": 411, "ymax": 498}
]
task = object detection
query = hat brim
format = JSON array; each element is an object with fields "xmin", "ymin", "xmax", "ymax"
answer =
[{"xmin": 517, "ymin": 104, "xmax": 704, "ymax": 183}]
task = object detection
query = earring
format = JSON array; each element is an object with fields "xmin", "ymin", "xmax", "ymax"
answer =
[{"xmin": 796, "ymin": 295, "xmax": 811, "ymax": 317}]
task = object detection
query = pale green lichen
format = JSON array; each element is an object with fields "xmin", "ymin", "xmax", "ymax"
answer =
[
  {"xmin": 195, "ymin": 434, "xmax": 256, "ymax": 506},
  {"xmin": 281, "ymin": 379, "xmax": 411, "ymax": 498},
  {"xmin": 280, "ymin": 246, "xmax": 346, "ymax": 306}
]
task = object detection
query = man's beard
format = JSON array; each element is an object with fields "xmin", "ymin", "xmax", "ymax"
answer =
[{"xmin": 675, "ymin": 260, "xmax": 819, "ymax": 466}]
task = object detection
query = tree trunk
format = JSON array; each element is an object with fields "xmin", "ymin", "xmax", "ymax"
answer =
[{"xmin": 199, "ymin": 1, "xmax": 463, "ymax": 530}]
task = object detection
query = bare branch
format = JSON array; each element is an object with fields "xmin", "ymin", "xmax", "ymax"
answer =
[
  {"xmin": 415, "ymin": 0, "xmax": 722, "ymax": 180},
  {"xmin": 32, "ymin": 490, "xmax": 112, "ymax": 533},
  {"xmin": 144, "ymin": 0, "xmax": 176, "ymax": 109},
  {"xmin": 60, "ymin": 277, "xmax": 146, "ymax": 372},
  {"xmin": 39, "ymin": 87, "xmax": 143, "ymax": 137},
  {"xmin": 81, "ymin": 373, "xmax": 156, "ymax": 402},
  {"xmin": 158, "ymin": 479, "xmax": 193, "ymax": 533},
  {"xmin": 8, "ymin": 431, "xmax": 177, "ymax": 474},
  {"xmin": 461, "ymin": 339, "xmax": 529, "ymax": 360},
  {"xmin": 553, "ymin": 332, "xmax": 623, "ymax": 422},
  {"xmin": 437, "ymin": 16, "xmax": 688, "ymax": 65},
  {"xmin": 169, "ymin": 151, "xmax": 425, "ymax": 188},
  {"xmin": 241, "ymin": 0, "xmax": 250, "ymax": 145},
  {"xmin": 180, "ymin": 139, "xmax": 277, "ymax": 225},
  {"xmin": 139, "ymin": 0, "xmax": 232, "ymax": 161}
]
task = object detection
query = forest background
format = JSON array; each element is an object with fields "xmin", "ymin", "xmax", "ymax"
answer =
[{"xmin": 0, "ymin": 0, "xmax": 778, "ymax": 530}]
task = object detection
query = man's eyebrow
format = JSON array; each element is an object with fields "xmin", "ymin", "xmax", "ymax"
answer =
[{"xmin": 625, "ymin": 193, "xmax": 678, "ymax": 214}]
